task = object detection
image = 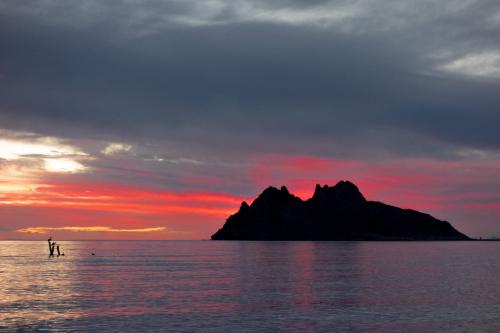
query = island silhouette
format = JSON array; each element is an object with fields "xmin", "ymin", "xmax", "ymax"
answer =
[{"xmin": 211, "ymin": 181, "xmax": 469, "ymax": 240}]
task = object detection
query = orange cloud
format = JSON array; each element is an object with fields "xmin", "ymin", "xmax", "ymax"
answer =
[
  {"xmin": 17, "ymin": 226, "xmax": 167, "ymax": 234},
  {"xmin": 0, "ymin": 181, "xmax": 249, "ymax": 217}
]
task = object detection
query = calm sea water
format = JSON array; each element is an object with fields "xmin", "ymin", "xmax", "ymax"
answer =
[{"xmin": 1, "ymin": 241, "xmax": 499, "ymax": 332}]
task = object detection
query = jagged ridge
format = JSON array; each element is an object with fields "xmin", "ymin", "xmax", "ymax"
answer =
[{"xmin": 211, "ymin": 181, "xmax": 469, "ymax": 241}]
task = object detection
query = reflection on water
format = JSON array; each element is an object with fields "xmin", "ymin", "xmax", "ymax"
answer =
[{"xmin": 1, "ymin": 241, "xmax": 500, "ymax": 332}]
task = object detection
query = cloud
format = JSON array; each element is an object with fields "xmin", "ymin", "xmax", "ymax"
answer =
[
  {"xmin": 1, "ymin": 0, "xmax": 499, "ymax": 158},
  {"xmin": 0, "ymin": 0, "xmax": 484, "ymax": 33},
  {"xmin": 149, "ymin": 156, "xmax": 204, "ymax": 165},
  {"xmin": 17, "ymin": 226, "xmax": 167, "ymax": 234},
  {"xmin": 0, "ymin": 129, "xmax": 91, "ymax": 174},
  {"xmin": 44, "ymin": 158, "xmax": 88, "ymax": 173},
  {"xmin": 0, "ymin": 181, "xmax": 246, "ymax": 217},
  {"xmin": 101, "ymin": 143, "xmax": 133, "ymax": 155},
  {"xmin": 440, "ymin": 51, "xmax": 500, "ymax": 79},
  {"xmin": 0, "ymin": 130, "xmax": 86, "ymax": 161}
]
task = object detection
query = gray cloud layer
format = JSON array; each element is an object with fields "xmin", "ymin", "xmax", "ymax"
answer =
[{"xmin": 1, "ymin": 0, "xmax": 499, "ymax": 159}]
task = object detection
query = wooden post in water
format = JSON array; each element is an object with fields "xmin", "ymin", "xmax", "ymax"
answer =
[
  {"xmin": 48, "ymin": 237, "xmax": 64, "ymax": 256},
  {"xmin": 48, "ymin": 237, "xmax": 54, "ymax": 256}
]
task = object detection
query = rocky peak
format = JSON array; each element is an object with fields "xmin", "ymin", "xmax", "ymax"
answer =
[
  {"xmin": 312, "ymin": 181, "xmax": 366, "ymax": 205},
  {"xmin": 249, "ymin": 185, "xmax": 302, "ymax": 211}
]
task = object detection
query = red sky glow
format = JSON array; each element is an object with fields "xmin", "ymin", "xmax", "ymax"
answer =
[{"xmin": 1, "ymin": 137, "xmax": 499, "ymax": 240}]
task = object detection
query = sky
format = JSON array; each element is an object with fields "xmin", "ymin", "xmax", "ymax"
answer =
[{"xmin": 0, "ymin": 0, "xmax": 499, "ymax": 240}]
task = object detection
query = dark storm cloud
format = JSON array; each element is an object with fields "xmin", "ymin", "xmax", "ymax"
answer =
[{"xmin": 0, "ymin": 0, "xmax": 500, "ymax": 159}]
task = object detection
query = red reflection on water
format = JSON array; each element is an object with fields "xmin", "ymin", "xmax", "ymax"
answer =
[
  {"xmin": 71, "ymin": 241, "xmax": 240, "ymax": 317},
  {"xmin": 288, "ymin": 242, "xmax": 315, "ymax": 310}
]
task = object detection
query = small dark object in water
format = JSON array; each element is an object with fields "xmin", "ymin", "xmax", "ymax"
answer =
[
  {"xmin": 47, "ymin": 237, "xmax": 54, "ymax": 256},
  {"xmin": 91, "ymin": 253, "xmax": 95, "ymax": 256}
]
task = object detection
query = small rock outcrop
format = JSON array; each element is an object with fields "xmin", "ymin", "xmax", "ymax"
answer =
[{"xmin": 211, "ymin": 181, "xmax": 469, "ymax": 241}]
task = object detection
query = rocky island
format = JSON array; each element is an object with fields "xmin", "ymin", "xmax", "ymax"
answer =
[{"xmin": 211, "ymin": 181, "xmax": 469, "ymax": 241}]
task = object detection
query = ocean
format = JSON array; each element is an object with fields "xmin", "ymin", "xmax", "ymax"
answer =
[{"xmin": 1, "ymin": 241, "xmax": 499, "ymax": 332}]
